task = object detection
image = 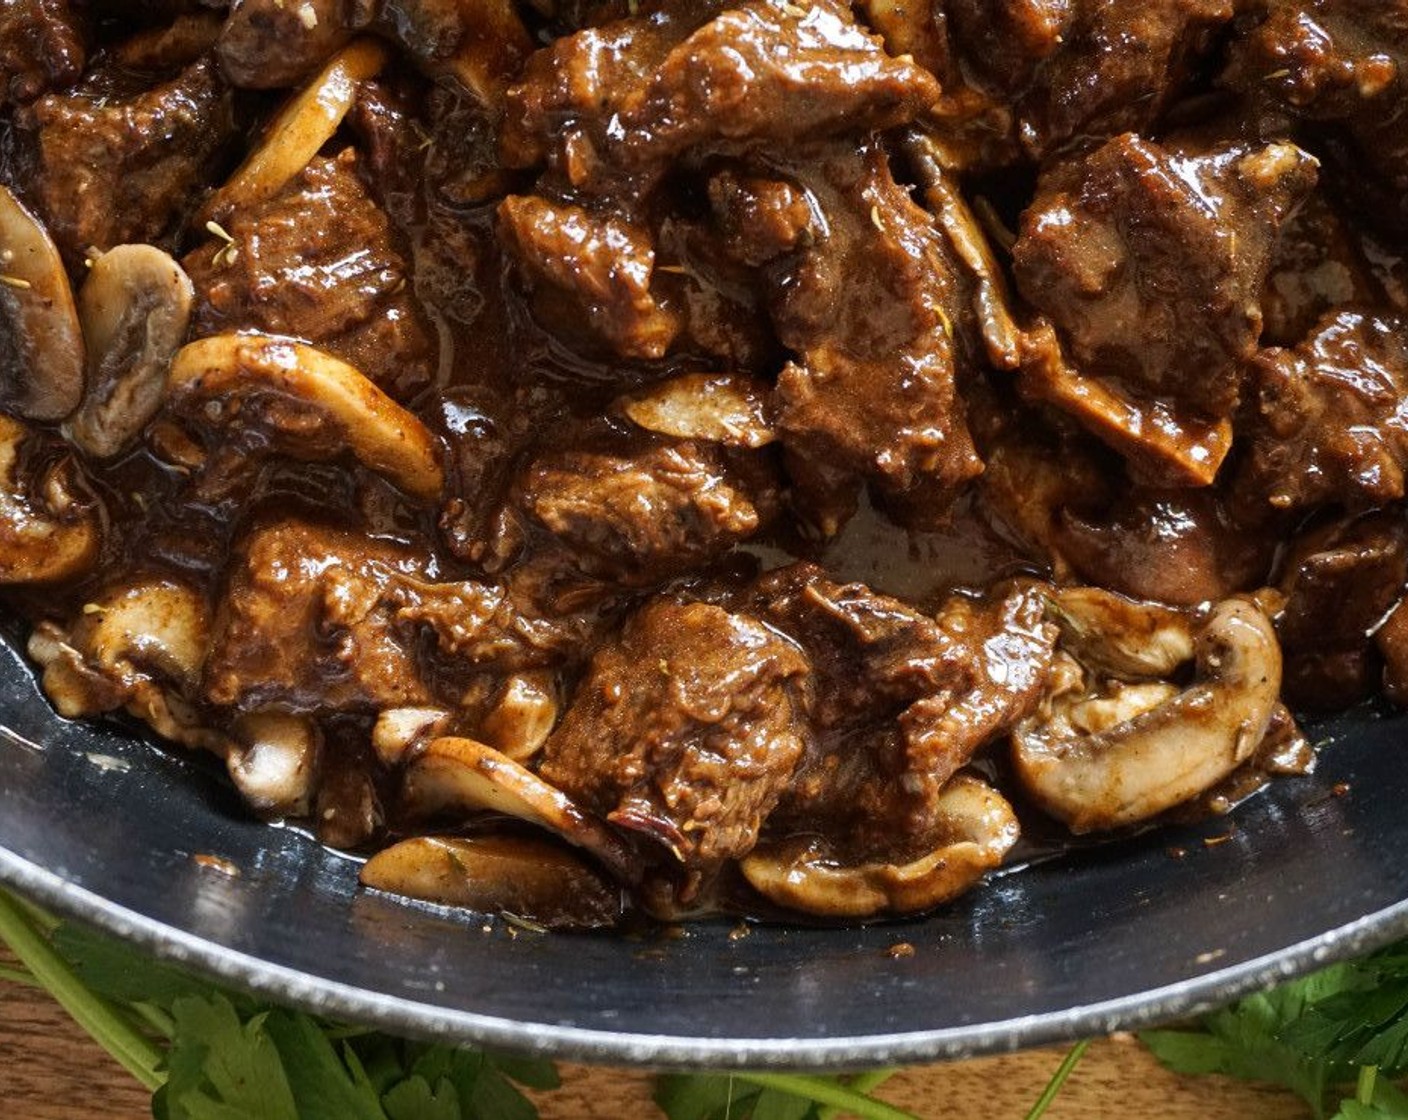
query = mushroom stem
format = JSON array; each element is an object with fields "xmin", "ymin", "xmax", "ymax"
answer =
[{"xmin": 0, "ymin": 186, "xmax": 84, "ymax": 421}]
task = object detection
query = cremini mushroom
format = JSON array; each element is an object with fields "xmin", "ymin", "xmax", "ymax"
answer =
[
  {"xmin": 1045, "ymin": 587, "xmax": 1196, "ymax": 680},
  {"xmin": 359, "ymin": 834, "xmax": 623, "ymax": 929},
  {"xmin": 27, "ymin": 578, "xmax": 221, "ymax": 752},
  {"xmin": 905, "ymin": 131, "xmax": 1022, "ymax": 371},
  {"xmin": 207, "ymin": 37, "xmax": 388, "ymax": 219},
  {"xmin": 167, "ymin": 332, "xmax": 444, "ymax": 501},
  {"xmin": 616, "ymin": 373, "xmax": 775, "ymax": 448},
  {"xmin": 1012, "ymin": 597, "xmax": 1283, "ymax": 833},
  {"xmin": 227, "ymin": 710, "xmax": 321, "ymax": 816},
  {"xmin": 401, "ymin": 736, "xmax": 636, "ymax": 880},
  {"xmin": 372, "ymin": 706, "xmax": 452, "ymax": 768},
  {"xmin": 740, "ymin": 775, "xmax": 1020, "ymax": 918},
  {"xmin": 479, "ymin": 671, "xmax": 558, "ymax": 762},
  {"xmin": 69, "ymin": 245, "xmax": 194, "ymax": 458},
  {"xmin": 0, "ymin": 185, "xmax": 84, "ymax": 420},
  {"xmin": 0, "ymin": 414, "xmax": 99, "ymax": 584}
]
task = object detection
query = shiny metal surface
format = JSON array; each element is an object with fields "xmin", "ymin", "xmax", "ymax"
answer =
[{"xmin": 1, "ymin": 632, "xmax": 1405, "ymax": 1067}]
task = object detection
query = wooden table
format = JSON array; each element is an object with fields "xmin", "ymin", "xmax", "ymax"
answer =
[{"xmin": 1, "ymin": 964, "xmax": 1308, "ymax": 1119}]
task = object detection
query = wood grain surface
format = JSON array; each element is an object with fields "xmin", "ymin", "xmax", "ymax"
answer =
[{"xmin": 0, "ymin": 952, "xmax": 1309, "ymax": 1120}]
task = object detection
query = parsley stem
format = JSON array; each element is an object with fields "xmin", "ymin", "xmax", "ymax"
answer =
[
  {"xmin": 130, "ymin": 999, "xmax": 177, "ymax": 1041},
  {"xmin": 1356, "ymin": 1065, "xmax": 1378, "ymax": 1106},
  {"xmin": 0, "ymin": 891, "xmax": 165, "ymax": 1091},
  {"xmin": 734, "ymin": 1073, "xmax": 920, "ymax": 1120},
  {"xmin": 1024, "ymin": 1039, "xmax": 1092, "ymax": 1120},
  {"xmin": 818, "ymin": 1070, "xmax": 899, "ymax": 1120},
  {"xmin": 0, "ymin": 962, "xmax": 39, "ymax": 987}
]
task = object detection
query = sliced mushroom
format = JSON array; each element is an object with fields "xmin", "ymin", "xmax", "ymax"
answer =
[
  {"xmin": 228, "ymin": 710, "xmax": 321, "ymax": 816},
  {"xmin": 617, "ymin": 373, "xmax": 775, "ymax": 449},
  {"xmin": 740, "ymin": 775, "xmax": 1020, "ymax": 918},
  {"xmin": 168, "ymin": 333, "xmax": 444, "ymax": 501},
  {"xmin": 372, "ymin": 706, "xmax": 451, "ymax": 768},
  {"xmin": 360, "ymin": 835, "xmax": 623, "ymax": 929},
  {"xmin": 401, "ymin": 736, "xmax": 637, "ymax": 881},
  {"xmin": 1019, "ymin": 320, "xmax": 1233, "ymax": 488},
  {"xmin": 479, "ymin": 671, "xmax": 558, "ymax": 762},
  {"xmin": 69, "ymin": 245, "xmax": 194, "ymax": 458},
  {"xmin": 906, "ymin": 131, "xmax": 1022, "ymax": 371},
  {"xmin": 1046, "ymin": 587, "xmax": 1195, "ymax": 680},
  {"xmin": 1012, "ymin": 597, "xmax": 1283, "ymax": 833},
  {"xmin": 0, "ymin": 185, "xmax": 84, "ymax": 420},
  {"xmin": 28, "ymin": 578, "xmax": 221, "ymax": 752},
  {"xmin": 206, "ymin": 38, "xmax": 388, "ymax": 219},
  {"xmin": 0, "ymin": 414, "xmax": 99, "ymax": 584}
]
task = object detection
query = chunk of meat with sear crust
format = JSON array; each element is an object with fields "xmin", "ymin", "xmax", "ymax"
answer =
[
  {"xmin": 1276, "ymin": 511, "xmax": 1408, "ymax": 710},
  {"xmin": 217, "ymin": 0, "xmax": 362, "ymax": 89},
  {"xmin": 501, "ymin": 0, "xmax": 938, "ymax": 189},
  {"xmin": 205, "ymin": 521, "xmax": 435, "ymax": 714},
  {"xmin": 752, "ymin": 563, "xmax": 1056, "ymax": 861},
  {"xmin": 498, "ymin": 195, "xmax": 681, "ymax": 360},
  {"xmin": 1224, "ymin": 0, "xmax": 1408, "ymax": 233},
  {"xmin": 504, "ymin": 435, "xmax": 780, "ymax": 588},
  {"xmin": 1235, "ymin": 310, "xmax": 1408, "ymax": 519},
  {"xmin": 1015, "ymin": 133, "xmax": 1318, "ymax": 424},
  {"xmin": 17, "ymin": 59, "xmax": 236, "ymax": 267},
  {"xmin": 720, "ymin": 142, "xmax": 980, "ymax": 515},
  {"xmin": 184, "ymin": 149, "xmax": 437, "ymax": 400},
  {"xmin": 539, "ymin": 598, "xmax": 812, "ymax": 871},
  {"xmin": 0, "ymin": 0, "xmax": 84, "ymax": 108}
]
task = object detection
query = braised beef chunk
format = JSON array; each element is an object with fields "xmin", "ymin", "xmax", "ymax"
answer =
[
  {"xmin": 1276, "ymin": 512, "xmax": 1408, "ymax": 709},
  {"xmin": 17, "ymin": 59, "xmax": 235, "ymax": 266},
  {"xmin": 1015, "ymin": 133, "xmax": 1317, "ymax": 424},
  {"xmin": 540, "ymin": 598, "xmax": 811, "ymax": 870},
  {"xmin": 1377, "ymin": 597, "xmax": 1408, "ymax": 706},
  {"xmin": 0, "ymin": 0, "xmax": 84, "ymax": 107},
  {"xmin": 498, "ymin": 195, "xmax": 681, "ymax": 360},
  {"xmin": 1261, "ymin": 188, "xmax": 1386, "ymax": 347},
  {"xmin": 15, "ymin": 0, "xmax": 1408, "ymax": 929},
  {"xmin": 863, "ymin": 0, "xmax": 1233, "ymax": 168},
  {"xmin": 753, "ymin": 564, "xmax": 1056, "ymax": 859},
  {"xmin": 378, "ymin": 0, "xmax": 532, "ymax": 103},
  {"xmin": 944, "ymin": 0, "xmax": 1073, "ymax": 97},
  {"xmin": 1057, "ymin": 490, "xmax": 1273, "ymax": 607},
  {"xmin": 1003, "ymin": 0, "xmax": 1234, "ymax": 157},
  {"xmin": 185, "ymin": 149, "xmax": 436, "ymax": 398},
  {"xmin": 217, "ymin": 0, "xmax": 359, "ymax": 88},
  {"xmin": 503, "ymin": 435, "xmax": 779, "ymax": 588},
  {"xmin": 1236, "ymin": 310, "xmax": 1408, "ymax": 519},
  {"xmin": 501, "ymin": 0, "xmax": 938, "ymax": 185},
  {"xmin": 742, "ymin": 142, "xmax": 980, "ymax": 513},
  {"xmin": 1225, "ymin": 0, "xmax": 1408, "ymax": 232},
  {"xmin": 205, "ymin": 521, "xmax": 434, "ymax": 713}
]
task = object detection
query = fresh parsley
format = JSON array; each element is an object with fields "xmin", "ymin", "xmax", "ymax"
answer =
[
  {"xmin": 1142, "ymin": 945, "xmax": 1408, "ymax": 1119},
  {"xmin": 26, "ymin": 883, "xmax": 1408, "ymax": 1120}
]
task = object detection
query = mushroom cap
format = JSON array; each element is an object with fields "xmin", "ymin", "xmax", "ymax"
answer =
[
  {"xmin": 740, "ymin": 774, "xmax": 1020, "ymax": 918},
  {"xmin": 0, "ymin": 185, "xmax": 84, "ymax": 421},
  {"xmin": 207, "ymin": 37, "xmax": 388, "ymax": 220},
  {"xmin": 618, "ymin": 372, "xmax": 776, "ymax": 448},
  {"xmin": 70, "ymin": 244, "xmax": 195, "ymax": 458},
  {"xmin": 360, "ymin": 835, "xmax": 623, "ymax": 929},
  {"xmin": 0, "ymin": 414, "xmax": 99, "ymax": 584},
  {"xmin": 1013, "ymin": 596, "xmax": 1283, "ymax": 833},
  {"xmin": 402, "ymin": 736, "xmax": 637, "ymax": 881},
  {"xmin": 168, "ymin": 332, "xmax": 444, "ymax": 501},
  {"xmin": 228, "ymin": 711, "xmax": 321, "ymax": 816}
]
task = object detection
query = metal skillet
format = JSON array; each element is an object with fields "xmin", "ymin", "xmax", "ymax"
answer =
[{"xmin": 1, "ymin": 625, "xmax": 1405, "ymax": 1069}]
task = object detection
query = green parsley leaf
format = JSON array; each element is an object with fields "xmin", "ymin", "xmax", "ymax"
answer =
[{"xmin": 163, "ymin": 996, "xmax": 300, "ymax": 1120}]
